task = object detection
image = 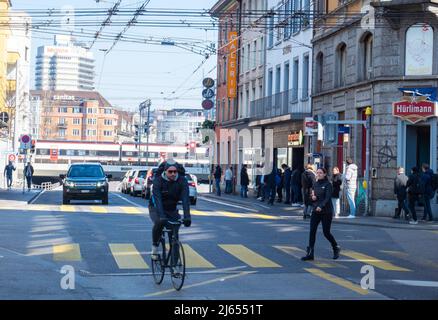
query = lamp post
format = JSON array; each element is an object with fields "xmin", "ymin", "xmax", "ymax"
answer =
[{"xmin": 139, "ymin": 99, "xmax": 151, "ymax": 167}]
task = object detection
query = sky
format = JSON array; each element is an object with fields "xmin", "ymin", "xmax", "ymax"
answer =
[{"xmin": 11, "ymin": 0, "xmax": 219, "ymax": 112}]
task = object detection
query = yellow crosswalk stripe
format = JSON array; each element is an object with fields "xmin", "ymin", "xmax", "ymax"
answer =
[
  {"xmin": 304, "ymin": 268, "xmax": 369, "ymax": 295},
  {"xmin": 53, "ymin": 244, "xmax": 82, "ymax": 261},
  {"xmin": 120, "ymin": 206, "xmax": 142, "ymax": 214},
  {"xmin": 89, "ymin": 206, "xmax": 107, "ymax": 214},
  {"xmin": 274, "ymin": 246, "xmax": 346, "ymax": 269},
  {"xmin": 219, "ymin": 211, "xmax": 243, "ymax": 218},
  {"xmin": 183, "ymin": 244, "xmax": 215, "ymax": 268},
  {"xmin": 341, "ymin": 250, "xmax": 411, "ymax": 272},
  {"xmin": 381, "ymin": 250, "xmax": 438, "ymax": 270},
  {"xmin": 219, "ymin": 244, "xmax": 281, "ymax": 268},
  {"xmin": 191, "ymin": 210, "xmax": 212, "ymax": 216},
  {"xmin": 248, "ymin": 213, "xmax": 280, "ymax": 220},
  {"xmin": 60, "ymin": 205, "xmax": 76, "ymax": 212},
  {"xmin": 109, "ymin": 244, "xmax": 149, "ymax": 269}
]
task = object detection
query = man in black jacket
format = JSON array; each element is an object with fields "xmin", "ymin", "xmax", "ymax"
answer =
[
  {"xmin": 282, "ymin": 164, "xmax": 292, "ymax": 204},
  {"xmin": 149, "ymin": 161, "xmax": 191, "ymax": 258},
  {"xmin": 406, "ymin": 167, "xmax": 421, "ymax": 225},
  {"xmin": 394, "ymin": 167, "xmax": 409, "ymax": 220},
  {"xmin": 331, "ymin": 167, "xmax": 342, "ymax": 218},
  {"xmin": 213, "ymin": 165, "xmax": 222, "ymax": 196}
]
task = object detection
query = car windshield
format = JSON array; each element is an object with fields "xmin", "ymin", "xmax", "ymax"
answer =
[
  {"xmin": 68, "ymin": 165, "xmax": 105, "ymax": 178},
  {"xmin": 138, "ymin": 171, "xmax": 147, "ymax": 178}
]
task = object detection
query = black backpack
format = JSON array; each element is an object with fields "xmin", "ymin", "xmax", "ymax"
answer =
[
  {"xmin": 409, "ymin": 174, "xmax": 424, "ymax": 195},
  {"xmin": 431, "ymin": 173, "xmax": 438, "ymax": 192}
]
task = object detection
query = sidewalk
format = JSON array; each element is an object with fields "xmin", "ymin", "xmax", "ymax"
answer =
[
  {"xmin": 0, "ymin": 188, "xmax": 43, "ymax": 206},
  {"xmin": 199, "ymin": 191, "xmax": 438, "ymax": 231}
]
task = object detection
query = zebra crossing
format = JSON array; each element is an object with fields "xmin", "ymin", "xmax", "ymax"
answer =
[{"xmin": 51, "ymin": 242, "xmax": 413, "ymax": 274}]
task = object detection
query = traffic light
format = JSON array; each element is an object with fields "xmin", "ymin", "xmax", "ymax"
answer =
[
  {"xmin": 30, "ymin": 140, "xmax": 36, "ymax": 153},
  {"xmin": 189, "ymin": 141, "xmax": 196, "ymax": 155}
]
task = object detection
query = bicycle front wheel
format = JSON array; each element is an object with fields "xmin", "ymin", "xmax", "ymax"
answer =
[
  {"xmin": 170, "ymin": 240, "xmax": 186, "ymax": 291},
  {"xmin": 151, "ymin": 239, "xmax": 165, "ymax": 285}
]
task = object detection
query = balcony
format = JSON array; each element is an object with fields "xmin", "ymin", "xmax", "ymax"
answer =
[
  {"xmin": 249, "ymin": 89, "xmax": 311, "ymax": 124},
  {"xmin": 57, "ymin": 122, "xmax": 68, "ymax": 128}
]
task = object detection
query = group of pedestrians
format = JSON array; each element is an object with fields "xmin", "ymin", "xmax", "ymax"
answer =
[
  {"xmin": 393, "ymin": 164, "xmax": 438, "ymax": 224},
  {"xmin": 3, "ymin": 161, "xmax": 34, "ymax": 191}
]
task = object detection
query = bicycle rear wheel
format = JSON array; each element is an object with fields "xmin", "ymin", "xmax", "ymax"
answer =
[
  {"xmin": 151, "ymin": 239, "xmax": 165, "ymax": 285},
  {"xmin": 170, "ymin": 240, "xmax": 186, "ymax": 291}
]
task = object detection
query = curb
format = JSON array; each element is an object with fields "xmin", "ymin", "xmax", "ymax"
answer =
[{"xmin": 199, "ymin": 193, "xmax": 438, "ymax": 231}]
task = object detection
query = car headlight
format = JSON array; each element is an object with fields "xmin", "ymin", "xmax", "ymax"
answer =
[
  {"xmin": 65, "ymin": 181, "xmax": 75, "ymax": 187},
  {"xmin": 96, "ymin": 181, "xmax": 106, "ymax": 187}
]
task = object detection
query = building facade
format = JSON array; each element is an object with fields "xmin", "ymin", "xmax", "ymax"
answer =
[
  {"xmin": 30, "ymin": 90, "xmax": 118, "ymax": 143},
  {"xmin": 312, "ymin": 0, "xmax": 438, "ymax": 217},
  {"xmin": 35, "ymin": 35, "xmax": 95, "ymax": 91},
  {"xmin": 155, "ymin": 108, "xmax": 205, "ymax": 145}
]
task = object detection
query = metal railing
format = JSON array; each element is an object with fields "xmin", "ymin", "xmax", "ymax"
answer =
[{"xmin": 249, "ymin": 88, "xmax": 311, "ymax": 120}]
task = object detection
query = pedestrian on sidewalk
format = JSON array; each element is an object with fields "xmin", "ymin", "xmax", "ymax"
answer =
[
  {"xmin": 393, "ymin": 167, "xmax": 409, "ymax": 220},
  {"xmin": 420, "ymin": 163, "xmax": 434, "ymax": 222},
  {"xmin": 331, "ymin": 166, "xmax": 342, "ymax": 218},
  {"xmin": 301, "ymin": 168, "xmax": 341, "ymax": 261},
  {"xmin": 276, "ymin": 167, "xmax": 284, "ymax": 203},
  {"xmin": 282, "ymin": 163, "xmax": 292, "ymax": 204},
  {"xmin": 255, "ymin": 164, "xmax": 263, "ymax": 199},
  {"xmin": 4, "ymin": 161, "xmax": 16, "ymax": 189},
  {"xmin": 291, "ymin": 166, "xmax": 302, "ymax": 206},
  {"xmin": 406, "ymin": 166, "xmax": 422, "ymax": 225},
  {"xmin": 225, "ymin": 166, "xmax": 233, "ymax": 194},
  {"xmin": 344, "ymin": 158, "xmax": 358, "ymax": 218},
  {"xmin": 24, "ymin": 162, "xmax": 34, "ymax": 192},
  {"xmin": 302, "ymin": 164, "xmax": 316, "ymax": 219},
  {"xmin": 240, "ymin": 164, "xmax": 249, "ymax": 198},
  {"xmin": 266, "ymin": 167, "xmax": 277, "ymax": 205},
  {"xmin": 213, "ymin": 165, "xmax": 222, "ymax": 196}
]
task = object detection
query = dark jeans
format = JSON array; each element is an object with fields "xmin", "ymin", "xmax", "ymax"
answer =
[
  {"xmin": 240, "ymin": 185, "xmax": 248, "ymax": 198},
  {"xmin": 26, "ymin": 176, "xmax": 32, "ymax": 190},
  {"xmin": 225, "ymin": 180, "xmax": 232, "ymax": 194},
  {"xmin": 284, "ymin": 184, "xmax": 291, "ymax": 203},
  {"xmin": 422, "ymin": 194, "xmax": 433, "ymax": 220},
  {"xmin": 265, "ymin": 185, "xmax": 276, "ymax": 204},
  {"xmin": 6, "ymin": 176, "xmax": 12, "ymax": 188},
  {"xmin": 395, "ymin": 197, "xmax": 409, "ymax": 218},
  {"xmin": 276, "ymin": 186, "xmax": 283, "ymax": 201},
  {"xmin": 291, "ymin": 184, "xmax": 301, "ymax": 203},
  {"xmin": 256, "ymin": 184, "xmax": 262, "ymax": 198},
  {"xmin": 408, "ymin": 194, "xmax": 419, "ymax": 221},
  {"xmin": 149, "ymin": 206, "xmax": 180, "ymax": 246},
  {"xmin": 308, "ymin": 212, "xmax": 338, "ymax": 249},
  {"xmin": 215, "ymin": 178, "xmax": 221, "ymax": 196}
]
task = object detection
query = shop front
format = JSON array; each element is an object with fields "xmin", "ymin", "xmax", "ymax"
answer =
[{"xmin": 272, "ymin": 122, "xmax": 305, "ymax": 170}]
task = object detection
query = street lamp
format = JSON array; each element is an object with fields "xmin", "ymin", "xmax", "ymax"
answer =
[{"xmin": 138, "ymin": 99, "xmax": 151, "ymax": 166}]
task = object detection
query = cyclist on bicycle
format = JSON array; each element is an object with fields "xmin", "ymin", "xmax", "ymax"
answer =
[{"xmin": 149, "ymin": 160, "xmax": 191, "ymax": 259}]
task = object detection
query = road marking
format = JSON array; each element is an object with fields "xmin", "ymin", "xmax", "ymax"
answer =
[
  {"xmin": 248, "ymin": 213, "xmax": 280, "ymax": 220},
  {"xmin": 28, "ymin": 189, "xmax": 46, "ymax": 204},
  {"xmin": 183, "ymin": 244, "xmax": 215, "ymax": 268},
  {"xmin": 89, "ymin": 206, "xmax": 108, "ymax": 214},
  {"xmin": 120, "ymin": 206, "xmax": 142, "ymax": 214},
  {"xmin": 191, "ymin": 209, "xmax": 212, "ymax": 216},
  {"xmin": 112, "ymin": 193, "xmax": 145, "ymax": 209},
  {"xmin": 199, "ymin": 196, "xmax": 258, "ymax": 212},
  {"xmin": 219, "ymin": 244, "xmax": 281, "ymax": 268},
  {"xmin": 341, "ymin": 250, "xmax": 411, "ymax": 272},
  {"xmin": 304, "ymin": 268, "xmax": 369, "ymax": 295},
  {"xmin": 60, "ymin": 205, "xmax": 76, "ymax": 212},
  {"xmin": 219, "ymin": 211, "xmax": 243, "ymax": 218},
  {"xmin": 274, "ymin": 245, "xmax": 346, "ymax": 269},
  {"xmin": 53, "ymin": 244, "xmax": 82, "ymax": 261},
  {"xmin": 144, "ymin": 271, "xmax": 256, "ymax": 297},
  {"xmin": 109, "ymin": 244, "xmax": 149, "ymax": 269},
  {"xmin": 391, "ymin": 280, "xmax": 438, "ymax": 288},
  {"xmin": 381, "ymin": 250, "xmax": 438, "ymax": 270}
]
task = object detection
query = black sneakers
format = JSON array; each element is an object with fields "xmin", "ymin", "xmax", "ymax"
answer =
[
  {"xmin": 333, "ymin": 245, "xmax": 341, "ymax": 260},
  {"xmin": 301, "ymin": 247, "xmax": 314, "ymax": 261}
]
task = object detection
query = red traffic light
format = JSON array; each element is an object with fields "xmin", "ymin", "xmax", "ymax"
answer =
[{"xmin": 189, "ymin": 142, "xmax": 196, "ymax": 149}]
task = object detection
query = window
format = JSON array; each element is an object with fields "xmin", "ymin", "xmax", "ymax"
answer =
[
  {"xmin": 302, "ymin": 0, "xmax": 311, "ymax": 28},
  {"xmin": 87, "ymin": 118, "xmax": 97, "ymax": 125},
  {"xmin": 284, "ymin": 62, "xmax": 290, "ymax": 92},
  {"xmin": 336, "ymin": 43, "xmax": 347, "ymax": 87},
  {"xmin": 363, "ymin": 33, "xmax": 373, "ymax": 80},
  {"xmin": 59, "ymin": 129, "xmax": 66, "ymax": 137},
  {"xmin": 316, "ymin": 52, "xmax": 324, "ymax": 92},
  {"xmin": 292, "ymin": 58, "xmax": 299, "ymax": 100},
  {"xmin": 72, "ymin": 129, "xmax": 80, "ymax": 136},
  {"xmin": 268, "ymin": 15, "xmax": 274, "ymax": 48},
  {"xmin": 59, "ymin": 118, "xmax": 66, "ymax": 125},
  {"xmin": 223, "ymin": 56, "xmax": 227, "ymax": 83},
  {"xmin": 73, "ymin": 118, "xmax": 81, "ymax": 125},
  {"xmin": 267, "ymin": 69, "xmax": 273, "ymax": 97},
  {"xmin": 72, "ymin": 107, "xmax": 82, "ymax": 113},
  {"xmin": 260, "ymin": 37, "xmax": 264, "ymax": 65},
  {"xmin": 292, "ymin": 0, "xmax": 300, "ymax": 34},
  {"xmin": 275, "ymin": 65, "xmax": 281, "ymax": 94},
  {"xmin": 104, "ymin": 119, "xmax": 113, "ymax": 126},
  {"xmin": 103, "ymin": 130, "xmax": 112, "ymax": 136},
  {"xmin": 58, "ymin": 107, "xmax": 68, "ymax": 113},
  {"xmin": 302, "ymin": 55, "xmax": 309, "ymax": 99},
  {"xmin": 247, "ymin": 43, "xmax": 251, "ymax": 71},
  {"xmin": 405, "ymin": 23, "xmax": 434, "ymax": 75},
  {"xmin": 284, "ymin": 0, "xmax": 291, "ymax": 39},
  {"xmin": 241, "ymin": 47, "xmax": 245, "ymax": 73},
  {"xmin": 252, "ymin": 40, "xmax": 257, "ymax": 68}
]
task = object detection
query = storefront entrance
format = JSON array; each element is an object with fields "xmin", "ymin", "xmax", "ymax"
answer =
[{"xmin": 405, "ymin": 125, "xmax": 431, "ymax": 170}]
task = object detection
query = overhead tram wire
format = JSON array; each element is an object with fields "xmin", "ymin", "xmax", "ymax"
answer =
[{"xmin": 89, "ymin": 0, "xmax": 122, "ymax": 49}]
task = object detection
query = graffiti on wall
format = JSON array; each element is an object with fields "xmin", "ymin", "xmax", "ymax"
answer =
[{"xmin": 377, "ymin": 140, "xmax": 397, "ymax": 167}]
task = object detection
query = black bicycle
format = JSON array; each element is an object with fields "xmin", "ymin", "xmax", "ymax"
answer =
[{"xmin": 151, "ymin": 219, "xmax": 186, "ymax": 291}]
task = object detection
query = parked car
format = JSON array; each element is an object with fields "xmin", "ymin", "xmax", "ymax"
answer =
[
  {"xmin": 60, "ymin": 163, "xmax": 111, "ymax": 205},
  {"xmin": 186, "ymin": 173, "xmax": 197, "ymax": 205},
  {"xmin": 142, "ymin": 168, "xmax": 158, "ymax": 199},
  {"xmin": 128, "ymin": 169, "xmax": 147, "ymax": 196},
  {"xmin": 121, "ymin": 170, "xmax": 133, "ymax": 194}
]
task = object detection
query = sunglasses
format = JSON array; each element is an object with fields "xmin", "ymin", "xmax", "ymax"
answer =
[{"xmin": 167, "ymin": 170, "xmax": 178, "ymax": 174}]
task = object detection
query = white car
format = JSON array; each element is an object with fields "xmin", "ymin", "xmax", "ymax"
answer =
[
  {"xmin": 121, "ymin": 170, "xmax": 133, "ymax": 194},
  {"xmin": 186, "ymin": 174, "xmax": 197, "ymax": 205},
  {"xmin": 128, "ymin": 169, "xmax": 147, "ymax": 196}
]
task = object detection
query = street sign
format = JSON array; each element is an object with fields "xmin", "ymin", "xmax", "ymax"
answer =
[
  {"xmin": 202, "ymin": 88, "xmax": 215, "ymax": 99},
  {"xmin": 304, "ymin": 117, "xmax": 318, "ymax": 135},
  {"xmin": 338, "ymin": 125, "xmax": 350, "ymax": 134},
  {"xmin": 8, "ymin": 154, "xmax": 15, "ymax": 162},
  {"xmin": 0, "ymin": 112, "xmax": 9, "ymax": 123},
  {"xmin": 19, "ymin": 134, "xmax": 32, "ymax": 150},
  {"xmin": 202, "ymin": 78, "xmax": 215, "ymax": 88},
  {"xmin": 202, "ymin": 99, "xmax": 214, "ymax": 110}
]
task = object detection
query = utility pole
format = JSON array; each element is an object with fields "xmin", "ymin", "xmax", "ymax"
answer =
[{"xmin": 138, "ymin": 99, "xmax": 151, "ymax": 167}]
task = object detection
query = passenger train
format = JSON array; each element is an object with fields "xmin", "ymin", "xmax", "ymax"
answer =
[{"xmin": 28, "ymin": 140, "xmax": 211, "ymax": 182}]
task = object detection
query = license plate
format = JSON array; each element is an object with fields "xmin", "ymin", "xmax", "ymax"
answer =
[{"xmin": 81, "ymin": 190, "xmax": 90, "ymax": 193}]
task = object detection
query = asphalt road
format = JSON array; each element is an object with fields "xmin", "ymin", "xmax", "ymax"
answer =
[{"xmin": 0, "ymin": 181, "xmax": 437, "ymax": 300}]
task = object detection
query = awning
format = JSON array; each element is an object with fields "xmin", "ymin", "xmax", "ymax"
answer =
[
  {"xmin": 7, "ymin": 51, "xmax": 20, "ymax": 64},
  {"xmin": 398, "ymin": 87, "xmax": 437, "ymax": 102}
]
